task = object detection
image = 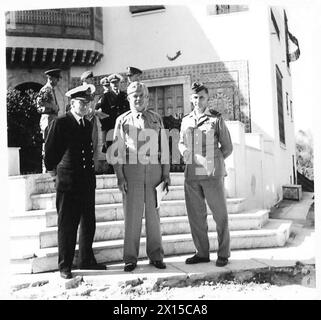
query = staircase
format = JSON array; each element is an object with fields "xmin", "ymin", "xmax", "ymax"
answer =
[{"xmin": 10, "ymin": 173, "xmax": 292, "ymax": 273}]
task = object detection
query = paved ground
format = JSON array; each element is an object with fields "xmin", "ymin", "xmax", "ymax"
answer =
[{"xmin": 7, "ymin": 192, "xmax": 319, "ymax": 300}]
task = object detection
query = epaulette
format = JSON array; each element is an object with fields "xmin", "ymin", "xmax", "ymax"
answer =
[{"xmin": 121, "ymin": 110, "xmax": 132, "ymax": 118}]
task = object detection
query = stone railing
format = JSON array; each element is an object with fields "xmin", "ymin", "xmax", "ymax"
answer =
[{"xmin": 6, "ymin": 7, "xmax": 103, "ymax": 43}]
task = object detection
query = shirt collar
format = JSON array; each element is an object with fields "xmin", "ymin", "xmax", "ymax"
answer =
[{"xmin": 70, "ymin": 109, "xmax": 83, "ymax": 123}]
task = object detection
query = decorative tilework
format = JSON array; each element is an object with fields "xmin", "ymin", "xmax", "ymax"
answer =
[{"xmin": 71, "ymin": 60, "xmax": 251, "ymax": 132}]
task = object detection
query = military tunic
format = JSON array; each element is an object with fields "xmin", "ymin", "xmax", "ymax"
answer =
[
  {"xmin": 95, "ymin": 90, "xmax": 129, "ymax": 132},
  {"xmin": 44, "ymin": 111, "xmax": 97, "ymax": 271},
  {"xmin": 112, "ymin": 109, "xmax": 170, "ymax": 264},
  {"xmin": 36, "ymin": 83, "xmax": 60, "ymax": 139},
  {"xmin": 178, "ymin": 110, "xmax": 233, "ymax": 259}
]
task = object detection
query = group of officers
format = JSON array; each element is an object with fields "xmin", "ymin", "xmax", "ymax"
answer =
[{"xmin": 37, "ymin": 66, "xmax": 233, "ymax": 279}]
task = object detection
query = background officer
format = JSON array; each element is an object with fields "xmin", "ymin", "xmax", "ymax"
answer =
[
  {"xmin": 95, "ymin": 73, "xmax": 129, "ymax": 158},
  {"xmin": 45, "ymin": 84, "xmax": 106, "ymax": 279},
  {"xmin": 126, "ymin": 66, "xmax": 143, "ymax": 83},
  {"xmin": 37, "ymin": 68, "xmax": 61, "ymax": 172},
  {"xmin": 111, "ymin": 81, "xmax": 170, "ymax": 272},
  {"xmin": 80, "ymin": 70, "xmax": 99, "ymax": 171},
  {"xmin": 178, "ymin": 82, "xmax": 233, "ymax": 267}
]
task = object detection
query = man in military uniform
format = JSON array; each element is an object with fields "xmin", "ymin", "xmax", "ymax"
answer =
[
  {"xmin": 44, "ymin": 84, "xmax": 106, "ymax": 279},
  {"xmin": 110, "ymin": 81, "xmax": 170, "ymax": 272},
  {"xmin": 126, "ymin": 66, "xmax": 143, "ymax": 83},
  {"xmin": 95, "ymin": 73, "xmax": 129, "ymax": 155},
  {"xmin": 178, "ymin": 82, "xmax": 233, "ymax": 267},
  {"xmin": 37, "ymin": 68, "xmax": 61, "ymax": 139},
  {"xmin": 37, "ymin": 68, "xmax": 62, "ymax": 172}
]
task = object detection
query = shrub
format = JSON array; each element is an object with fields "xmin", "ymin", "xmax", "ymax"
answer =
[{"xmin": 7, "ymin": 88, "xmax": 43, "ymax": 174}]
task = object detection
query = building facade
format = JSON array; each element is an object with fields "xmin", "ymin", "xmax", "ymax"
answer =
[{"xmin": 6, "ymin": 4, "xmax": 300, "ymax": 210}]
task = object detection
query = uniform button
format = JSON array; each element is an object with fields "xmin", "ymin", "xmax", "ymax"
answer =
[
  {"xmin": 83, "ymin": 157, "xmax": 85, "ymax": 161},
  {"xmin": 83, "ymin": 165, "xmax": 86, "ymax": 168},
  {"xmin": 82, "ymin": 150, "xmax": 84, "ymax": 153},
  {"xmin": 92, "ymin": 165, "xmax": 95, "ymax": 168}
]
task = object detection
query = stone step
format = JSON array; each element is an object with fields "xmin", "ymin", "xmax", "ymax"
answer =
[
  {"xmin": 34, "ymin": 173, "xmax": 186, "ymax": 194},
  {"xmin": 45, "ymin": 198, "xmax": 245, "ymax": 227},
  {"xmin": 30, "ymin": 185, "xmax": 187, "ymax": 210},
  {"xmin": 39, "ymin": 210, "xmax": 269, "ymax": 249},
  {"xmin": 13, "ymin": 219, "xmax": 292, "ymax": 273}
]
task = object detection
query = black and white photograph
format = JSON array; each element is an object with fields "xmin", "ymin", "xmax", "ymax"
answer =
[{"xmin": 0, "ymin": 0, "xmax": 319, "ymax": 303}]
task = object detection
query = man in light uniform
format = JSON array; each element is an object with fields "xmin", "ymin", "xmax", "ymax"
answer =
[
  {"xmin": 110, "ymin": 81, "xmax": 170, "ymax": 272},
  {"xmin": 178, "ymin": 82, "xmax": 233, "ymax": 267}
]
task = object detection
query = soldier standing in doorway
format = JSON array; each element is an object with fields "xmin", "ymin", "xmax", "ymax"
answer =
[{"xmin": 95, "ymin": 73, "xmax": 129, "ymax": 172}]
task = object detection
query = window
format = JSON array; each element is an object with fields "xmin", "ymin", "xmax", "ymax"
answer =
[
  {"xmin": 270, "ymin": 9, "xmax": 280, "ymax": 40},
  {"xmin": 290, "ymin": 100, "xmax": 293, "ymax": 122},
  {"xmin": 129, "ymin": 5, "xmax": 165, "ymax": 15},
  {"xmin": 276, "ymin": 65, "xmax": 285, "ymax": 145},
  {"xmin": 284, "ymin": 10, "xmax": 290, "ymax": 68},
  {"xmin": 207, "ymin": 5, "xmax": 248, "ymax": 15},
  {"xmin": 286, "ymin": 92, "xmax": 289, "ymax": 115}
]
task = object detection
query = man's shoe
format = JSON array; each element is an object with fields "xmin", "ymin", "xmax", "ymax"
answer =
[
  {"xmin": 185, "ymin": 254, "xmax": 210, "ymax": 264},
  {"xmin": 124, "ymin": 262, "xmax": 137, "ymax": 272},
  {"xmin": 149, "ymin": 260, "xmax": 166, "ymax": 269},
  {"xmin": 215, "ymin": 257, "xmax": 228, "ymax": 267},
  {"xmin": 79, "ymin": 263, "xmax": 107, "ymax": 270},
  {"xmin": 60, "ymin": 270, "xmax": 72, "ymax": 279}
]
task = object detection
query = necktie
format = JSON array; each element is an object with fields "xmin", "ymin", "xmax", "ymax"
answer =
[
  {"xmin": 79, "ymin": 118, "xmax": 85, "ymax": 128},
  {"xmin": 52, "ymin": 88, "xmax": 58, "ymax": 105}
]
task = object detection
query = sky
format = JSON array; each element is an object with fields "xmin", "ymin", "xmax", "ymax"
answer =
[{"xmin": 284, "ymin": 1, "xmax": 320, "ymax": 136}]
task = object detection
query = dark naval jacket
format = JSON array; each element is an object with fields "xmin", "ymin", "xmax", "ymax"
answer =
[{"xmin": 44, "ymin": 111, "xmax": 96, "ymax": 192}]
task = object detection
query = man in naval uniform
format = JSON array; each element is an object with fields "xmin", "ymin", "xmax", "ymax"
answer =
[
  {"xmin": 44, "ymin": 84, "xmax": 106, "ymax": 279},
  {"xmin": 178, "ymin": 82, "xmax": 233, "ymax": 267},
  {"xmin": 110, "ymin": 81, "xmax": 170, "ymax": 272},
  {"xmin": 126, "ymin": 66, "xmax": 143, "ymax": 84},
  {"xmin": 95, "ymin": 73, "xmax": 129, "ymax": 155}
]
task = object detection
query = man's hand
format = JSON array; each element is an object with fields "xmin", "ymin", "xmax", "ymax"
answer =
[
  {"xmin": 48, "ymin": 170, "xmax": 57, "ymax": 182},
  {"xmin": 183, "ymin": 149, "xmax": 192, "ymax": 163},
  {"xmin": 162, "ymin": 176, "xmax": 171, "ymax": 193},
  {"xmin": 118, "ymin": 177, "xmax": 128, "ymax": 193}
]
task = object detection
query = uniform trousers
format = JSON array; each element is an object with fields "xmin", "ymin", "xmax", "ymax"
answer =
[
  {"xmin": 122, "ymin": 163, "xmax": 164, "ymax": 264},
  {"xmin": 56, "ymin": 189, "xmax": 97, "ymax": 271},
  {"xmin": 184, "ymin": 177, "xmax": 230, "ymax": 259}
]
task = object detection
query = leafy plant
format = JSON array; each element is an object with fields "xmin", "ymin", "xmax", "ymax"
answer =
[{"xmin": 7, "ymin": 88, "xmax": 43, "ymax": 173}]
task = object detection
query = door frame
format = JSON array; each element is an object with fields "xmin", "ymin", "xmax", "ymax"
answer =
[{"xmin": 143, "ymin": 75, "xmax": 191, "ymax": 114}]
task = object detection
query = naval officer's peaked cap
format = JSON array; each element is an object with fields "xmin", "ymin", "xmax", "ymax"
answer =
[
  {"xmin": 126, "ymin": 66, "xmax": 143, "ymax": 76},
  {"xmin": 44, "ymin": 68, "xmax": 62, "ymax": 78},
  {"xmin": 80, "ymin": 70, "xmax": 94, "ymax": 81},
  {"xmin": 100, "ymin": 76, "xmax": 110, "ymax": 86},
  {"xmin": 107, "ymin": 73, "xmax": 123, "ymax": 83},
  {"xmin": 65, "ymin": 84, "xmax": 96, "ymax": 100}
]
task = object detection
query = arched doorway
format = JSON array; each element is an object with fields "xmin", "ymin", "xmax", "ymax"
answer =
[{"xmin": 15, "ymin": 82, "xmax": 42, "ymax": 93}]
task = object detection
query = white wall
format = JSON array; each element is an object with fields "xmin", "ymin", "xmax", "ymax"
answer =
[{"xmin": 71, "ymin": 5, "xmax": 254, "ymax": 77}]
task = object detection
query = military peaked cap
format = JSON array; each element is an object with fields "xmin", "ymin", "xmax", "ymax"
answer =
[
  {"xmin": 80, "ymin": 70, "xmax": 94, "ymax": 82},
  {"xmin": 65, "ymin": 84, "xmax": 96, "ymax": 100},
  {"xmin": 44, "ymin": 68, "xmax": 62, "ymax": 78},
  {"xmin": 107, "ymin": 73, "xmax": 123, "ymax": 83},
  {"xmin": 191, "ymin": 82, "xmax": 207, "ymax": 93},
  {"xmin": 126, "ymin": 66, "xmax": 143, "ymax": 76}
]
